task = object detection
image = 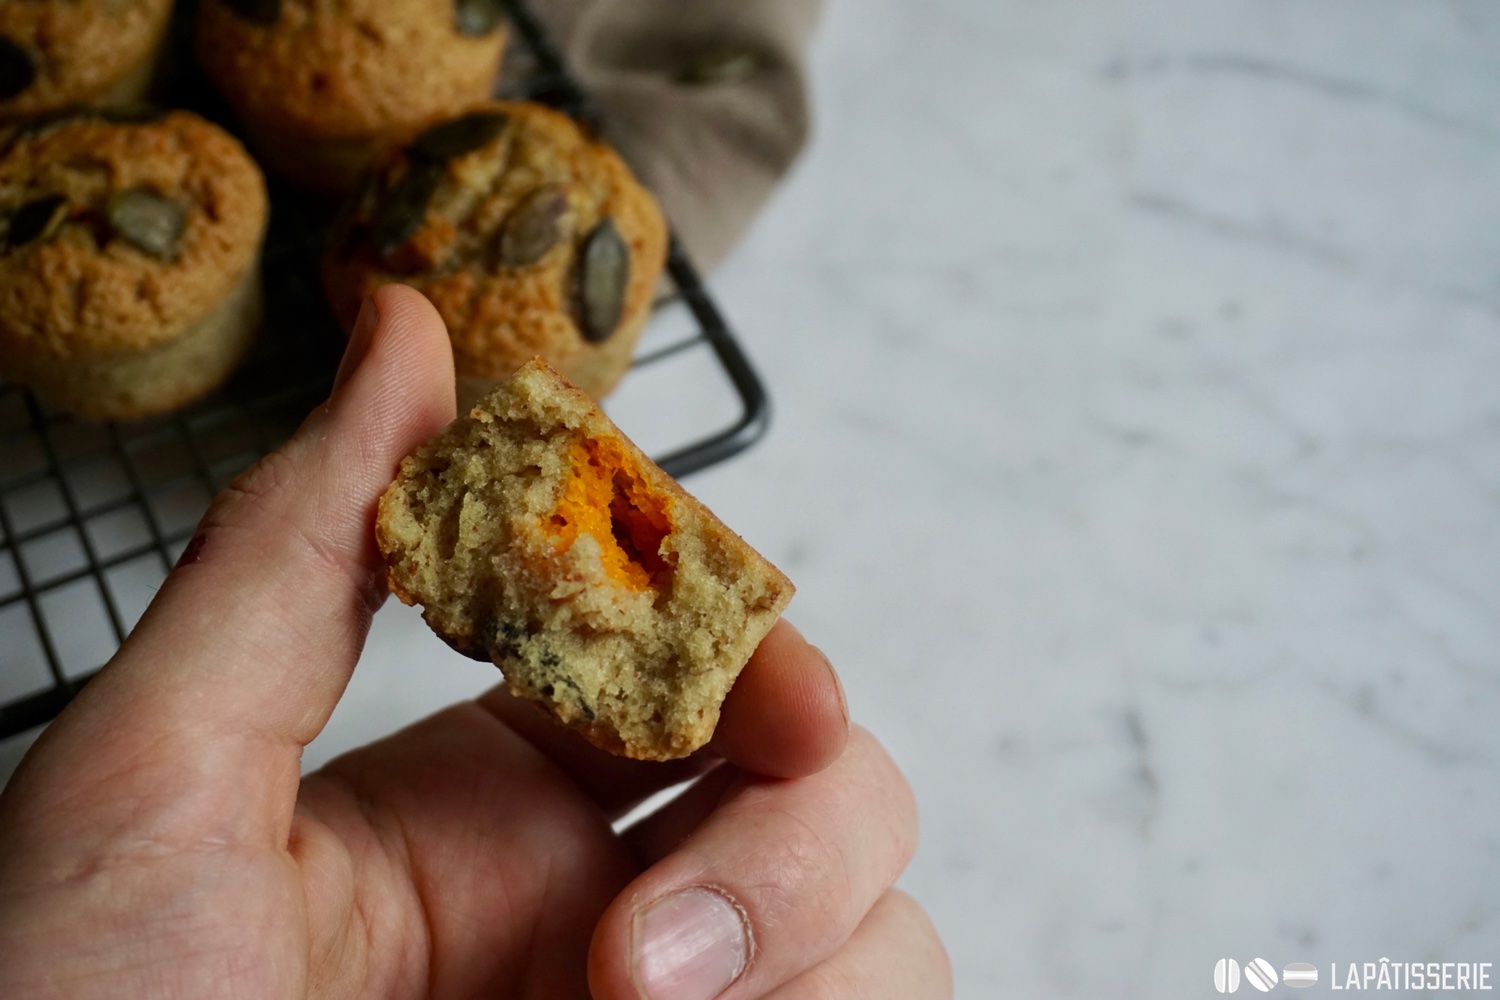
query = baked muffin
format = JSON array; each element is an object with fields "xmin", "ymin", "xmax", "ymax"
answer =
[
  {"xmin": 195, "ymin": 0, "xmax": 509, "ymax": 195},
  {"xmin": 0, "ymin": 109, "xmax": 268, "ymax": 420},
  {"xmin": 0, "ymin": 0, "xmax": 172, "ymax": 121},
  {"xmin": 377, "ymin": 359, "xmax": 794, "ymax": 760},
  {"xmin": 325, "ymin": 101, "xmax": 669, "ymax": 404}
]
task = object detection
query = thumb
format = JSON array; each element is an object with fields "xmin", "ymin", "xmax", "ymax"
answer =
[{"xmin": 10, "ymin": 284, "xmax": 455, "ymax": 846}]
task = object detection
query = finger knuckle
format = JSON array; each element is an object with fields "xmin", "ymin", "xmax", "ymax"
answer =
[
  {"xmin": 734, "ymin": 810, "xmax": 856, "ymax": 960},
  {"xmin": 847, "ymin": 726, "xmax": 920, "ymax": 872},
  {"xmin": 882, "ymin": 890, "xmax": 953, "ymax": 998},
  {"xmin": 205, "ymin": 447, "xmax": 301, "ymax": 531},
  {"xmin": 793, "ymin": 962, "xmax": 864, "ymax": 1000}
]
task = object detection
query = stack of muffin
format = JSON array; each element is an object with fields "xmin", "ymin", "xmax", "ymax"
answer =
[{"xmin": 0, "ymin": 0, "xmax": 667, "ymax": 421}]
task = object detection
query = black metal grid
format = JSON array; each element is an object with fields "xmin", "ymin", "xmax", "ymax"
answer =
[{"xmin": 0, "ymin": 0, "xmax": 770, "ymax": 741}]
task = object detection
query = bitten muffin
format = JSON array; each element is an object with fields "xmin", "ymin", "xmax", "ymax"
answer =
[
  {"xmin": 324, "ymin": 101, "xmax": 668, "ymax": 403},
  {"xmin": 0, "ymin": 0, "xmax": 172, "ymax": 121},
  {"xmin": 195, "ymin": 0, "xmax": 509, "ymax": 195},
  {"xmin": 0, "ymin": 109, "xmax": 268, "ymax": 419},
  {"xmin": 377, "ymin": 359, "xmax": 794, "ymax": 760}
]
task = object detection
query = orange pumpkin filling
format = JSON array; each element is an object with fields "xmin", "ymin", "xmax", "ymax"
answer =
[{"xmin": 546, "ymin": 435, "xmax": 673, "ymax": 590}]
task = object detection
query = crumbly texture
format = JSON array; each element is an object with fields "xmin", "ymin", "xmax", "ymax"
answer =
[
  {"xmin": 0, "ymin": 110, "xmax": 268, "ymax": 418},
  {"xmin": 377, "ymin": 359, "xmax": 794, "ymax": 760},
  {"xmin": 195, "ymin": 0, "xmax": 506, "ymax": 191},
  {"xmin": 324, "ymin": 101, "xmax": 668, "ymax": 400},
  {"xmin": 0, "ymin": 0, "xmax": 171, "ymax": 119}
]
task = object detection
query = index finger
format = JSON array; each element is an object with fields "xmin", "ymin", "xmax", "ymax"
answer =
[
  {"xmin": 709, "ymin": 618, "xmax": 849, "ymax": 775},
  {"xmin": 474, "ymin": 619, "xmax": 849, "ymax": 818}
]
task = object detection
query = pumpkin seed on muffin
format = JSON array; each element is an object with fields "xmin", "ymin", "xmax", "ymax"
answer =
[
  {"xmin": 4, "ymin": 194, "xmax": 68, "ymax": 251},
  {"xmin": 372, "ymin": 161, "xmax": 445, "ymax": 259},
  {"xmin": 106, "ymin": 187, "xmax": 186, "ymax": 260},
  {"xmin": 0, "ymin": 36, "xmax": 36, "ymax": 101},
  {"xmin": 497, "ymin": 186, "xmax": 569, "ymax": 269},
  {"xmin": 410, "ymin": 110, "xmax": 509, "ymax": 163},
  {"xmin": 578, "ymin": 218, "xmax": 628, "ymax": 343}
]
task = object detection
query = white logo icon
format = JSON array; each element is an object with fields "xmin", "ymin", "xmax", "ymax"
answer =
[
  {"xmin": 1245, "ymin": 958, "xmax": 1279, "ymax": 991},
  {"xmin": 1215, "ymin": 958, "xmax": 1242, "ymax": 993},
  {"xmin": 1283, "ymin": 962, "xmax": 1319, "ymax": 988}
]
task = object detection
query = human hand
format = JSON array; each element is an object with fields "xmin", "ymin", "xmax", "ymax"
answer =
[{"xmin": 0, "ymin": 285, "xmax": 949, "ymax": 999}]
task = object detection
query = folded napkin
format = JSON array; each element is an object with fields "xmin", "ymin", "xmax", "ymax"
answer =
[{"xmin": 528, "ymin": 0, "xmax": 824, "ymax": 271}]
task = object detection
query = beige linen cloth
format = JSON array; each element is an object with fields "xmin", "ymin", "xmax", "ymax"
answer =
[{"xmin": 525, "ymin": 0, "xmax": 824, "ymax": 272}]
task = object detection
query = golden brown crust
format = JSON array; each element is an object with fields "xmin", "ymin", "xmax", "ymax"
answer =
[
  {"xmin": 0, "ymin": 0, "xmax": 172, "ymax": 119},
  {"xmin": 376, "ymin": 359, "xmax": 794, "ymax": 760},
  {"xmin": 0, "ymin": 109, "xmax": 267, "ymax": 419},
  {"xmin": 0, "ymin": 110, "xmax": 268, "ymax": 360},
  {"xmin": 195, "ymin": 0, "xmax": 507, "ymax": 139},
  {"xmin": 11, "ymin": 267, "xmax": 263, "ymax": 420},
  {"xmin": 324, "ymin": 101, "xmax": 668, "ymax": 400}
]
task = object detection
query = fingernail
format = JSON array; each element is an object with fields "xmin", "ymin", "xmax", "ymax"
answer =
[
  {"xmin": 632, "ymin": 887, "xmax": 750, "ymax": 1000},
  {"xmin": 812, "ymin": 644, "xmax": 849, "ymax": 727},
  {"xmin": 332, "ymin": 295, "xmax": 379, "ymax": 393}
]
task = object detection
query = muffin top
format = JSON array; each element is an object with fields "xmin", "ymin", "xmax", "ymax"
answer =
[
  {"xmin": 325, "ymin": 101, "xmax": 667, "ymax": 381},
  {"xmin": 0, "ymin": 109, "xmax": 268, "ymax": 359},
  {"xmin": 0, "ymin": 0, "xmax": 172, "ymax": 118},
  {"xmin": 195, "ymin": 0, "xmax": 508, "ymax": 137}
]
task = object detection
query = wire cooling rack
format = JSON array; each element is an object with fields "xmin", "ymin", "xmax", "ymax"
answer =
[{"xmin": 0, "ymin": 0, "xmax": 771, "ymax": 742}]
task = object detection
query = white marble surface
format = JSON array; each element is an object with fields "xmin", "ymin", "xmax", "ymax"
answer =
[
  {"xmin": 6, "ymin": 0, "xmax": 1500, "ymax": 996},
  {"xmin": 704, "ymin": 1, "xmax": 1500, "ymax": 994}
]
